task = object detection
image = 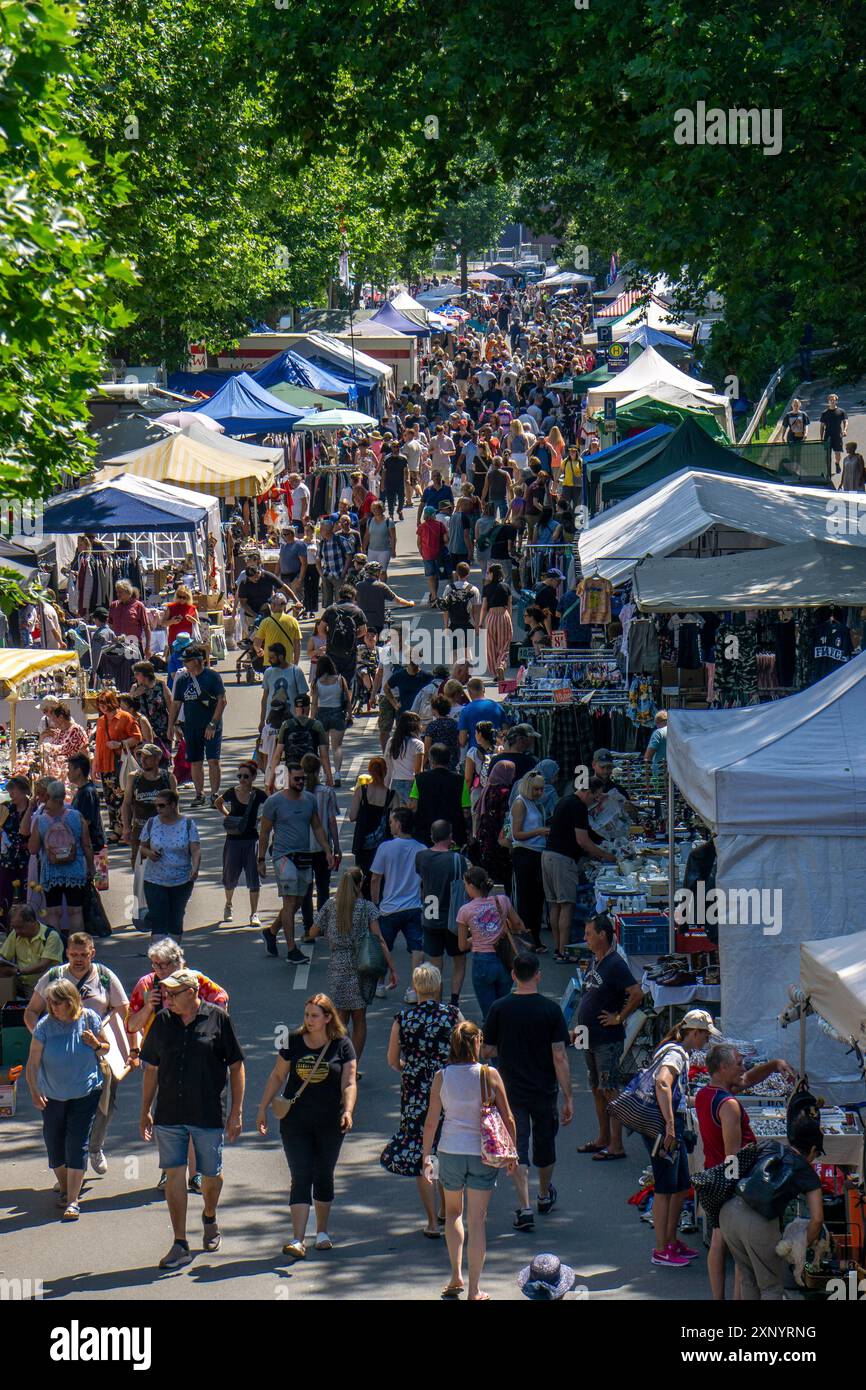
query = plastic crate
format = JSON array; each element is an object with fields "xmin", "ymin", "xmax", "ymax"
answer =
[{"xmin": 615, "ymin": 912, "xmax": 670, "ymax": 957}]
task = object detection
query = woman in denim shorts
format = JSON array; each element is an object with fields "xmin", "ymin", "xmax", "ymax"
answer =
[
  {"xmin": 421, "ymin": 1020, "xmax": 516, "ymax": 1301},
  {"xmin": 310, "ymin": 657, "xmax": 350, "ymax": 787}
]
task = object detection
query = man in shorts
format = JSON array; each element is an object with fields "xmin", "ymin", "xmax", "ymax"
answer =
[
  {"xmin": 258, "ymin": 762, "xmax": 334, "ymax": 963},
  {"xmin": 415, "ymin": 819, "xmax": 468, "ymax": 1006},
  {"xmin": 572, "ymin": 914, "xmax": 643, "ymax": 1161},
  {"xmin": 257, "ymin": 642, "xmax": 308, "ymax": 772},
  {"xmin": 140, "ymin": 970, "xmax": 244, "ymax": 1269},
  {"xmin": 541, "ymin": 779, "xmax": 616, "ymax": 963},
  {"xmin": 167, "ymin": 646, "xmax": 226, "ymax": 809},
  {"xmin": 370, "ymin": 808, "xmax": 427, "ymax": 1002}
]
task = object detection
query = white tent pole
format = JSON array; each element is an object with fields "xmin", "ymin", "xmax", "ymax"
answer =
[
  {"xmin": 192, "ymin": 526, "xmax": 205, "ymax": 592},
  {"xmin": 667, "ymin": 767, "xmax": 676, "ymax": 955}
]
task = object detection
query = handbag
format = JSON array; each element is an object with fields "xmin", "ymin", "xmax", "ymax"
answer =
[
  {"xmin": 736, "ymin": 1141, "xmax": 802, "ymax": 1220},
  {"xmin": 479, "ymin": 1064, "xmax": 518, "ymax": 1168},
  {"xmin": 692, "ymin": 1142, "xmax": 762, "ymax": 1228},
  {"xmin": 82, "ymin": 879, "xmax": 112, "ymax": 938},
  {"xmin": 492, "ymin": 894, "xmax": 523, "ymax": 972},
  {"xmin": 271, "ymin": 1039, "xmax": 332, "ymax": 1120},
  {"xmin": 354, "ymin": 927, "xmax": 387, "ymax": 979},
  {"xmin": 606, "ymin": 1044, "xmax": 688, "ymax": 1138}
]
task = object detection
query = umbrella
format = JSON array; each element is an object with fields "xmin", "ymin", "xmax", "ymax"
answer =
[
  {"xmin": 155, "ymin": 411, "xmax": 223, "ymax": 432},
  {"xmin": 291, "ymin": 408, "xmax": 378, "ymax": 431},
  {"xmin": 467, "ymin": 271, "xmax": 503, "ymax": 283}
]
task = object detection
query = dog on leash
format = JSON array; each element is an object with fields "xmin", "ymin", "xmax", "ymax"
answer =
[{"xmin": 776, "ymin": 1218, "xmax": 831, "ymax": 1286}]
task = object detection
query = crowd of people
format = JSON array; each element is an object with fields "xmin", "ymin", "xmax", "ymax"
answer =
[{"xmin": 5, "ymin": 279, "xmax": 824, "ymax": 1303}]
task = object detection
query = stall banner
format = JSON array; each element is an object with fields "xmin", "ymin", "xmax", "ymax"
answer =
[{"xmin": 607, "ymin": 342, "xmax": 629, "ymax": 373}]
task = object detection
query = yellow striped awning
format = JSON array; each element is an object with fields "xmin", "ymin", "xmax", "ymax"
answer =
[
  {"xmin": 98, "ymin": 433, "xmax": 275, "ymax": 498},
  {"xmin": 0, "ymin": 648, "xmax": 80, "ymax": 689}
]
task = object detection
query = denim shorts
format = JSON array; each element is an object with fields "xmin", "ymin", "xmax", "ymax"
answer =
[
  {"xmin": 438, "ymin": 1150, "xmax": 498, "ymax": 1192},
  {"xmin": 423, "ymin": 558, "xmax": 442, "ymax": 577},
  {"xmin": 642, "ymin": 1115, "xmax": 690, "ymax": 1195},
  {"xmin": 156, "ymin": 1123, "xmax": 225, "ymax": 1177},
  {"xmin": 379, "ymin": 907, "xmax": 423, "ymax": 953},
  {"xmin": 317, "ymin": 707, "xmax": 347, "ymax": 733}
]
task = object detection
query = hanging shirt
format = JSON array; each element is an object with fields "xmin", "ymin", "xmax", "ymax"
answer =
[
  {"xmin": 577, "ymin": 576, "xmax": 612, "ymax": 625},
  {"xmin": 812, "ymin": 619, "xmax": 852, "ymax": 681}
]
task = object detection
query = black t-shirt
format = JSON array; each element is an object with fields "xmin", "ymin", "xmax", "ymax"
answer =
[
  {"xmin": 482, "ymin": 993, "xmax": 570, "ymax": 1102},
  {"xmin": 576, "ymin": 949, "xmax": 637, "ymax": 1046},
  {"xmin": 237, "ymin": 571, "xmax": 282, "ymax": 614},
  {"xmin": 324, "ymin": 602, "xmax": 366, "ymax": 653},
  {"xmin": 596, "ymin": 776, "xmax": 629, "ymax": 801},
  {"xmin": 748, "ymin": 1142, "xmax": 822, "ymax": 1216},
  {"xmin": 354, "ymin": 580, "xmax": 393, "ymax": 630},
  {"xmin": 483, "ymin": 581, "xmax": 510, "ymax": 609},
  {"xmin": 383, "ymin": 454, "xmax": 409, "ymax": 485},
  {"xmin": 222, "ymin": 786, "xmax": 266, "ymax": 840},
  {"xmin": 278, "ymin": 1033, "xmax": 356, "ymax": 1126},
  {"xmin": 141, "ymin": 1002, "xmax": 244, "ymax": 1128},
  {"xmin": 535, "ymin": 584, "xmax": 559, "ymax": 615},
  {"xmin": 278, "ymin": 715, "xmax": 328, "ymax": 763},
  {"xmin": 415, "ymin": 847, "xmax": 467, "ymax": 927},
  {"xmin": 812, "ymin": 619, "xmax": 852, "ymax": 679},
  {"xmin": 489, "ymin": 751, "xmax": 537, "ymax": 780},
  {"xmin": 490, "ymin": 524, "xmax": 517, "ymax": 560},
  {"xmin": 546, "ymin": 794, "xmax": 601, "ymax": 861},
  {"xmin": 819, "ymin": 406, "xmax": 847, "ymax": 444},
  {"xmin": 386, "ymin": 666, "xmax": 432, "ymax": 708},
  {"xmin": 73, "ymin": 782, "xmax": 105, "ymax": 853},
  {"xmin": 411, "ymin": 768, "xmax": 466, "ymax": 847}
]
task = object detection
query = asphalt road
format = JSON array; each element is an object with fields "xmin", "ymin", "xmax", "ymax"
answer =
[{"xmin": 0, "ymin": 509, "xmax": 711, "ymax": 1302}]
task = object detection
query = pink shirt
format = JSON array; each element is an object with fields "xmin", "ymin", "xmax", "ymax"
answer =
[{"xmin": 456, "ymin": 894, "xmax": 509, "ymax": 953}]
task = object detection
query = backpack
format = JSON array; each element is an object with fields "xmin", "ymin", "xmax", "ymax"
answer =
[
  {"xmin": 788, "ymin": 412, "xmax": 806, "ymax": 439},
  {"xmin": 442, "ymin": 586, "xmax": 473, "ymax": 630},
  {"xmin": 48, "ymin": 962, "xmax": 111, "ymax": 994},
  {"xmin": 327, "ymin": 606, "xmax": 357, "ymax": 657},
  {"xmin": 281, "ymin": 718, "xmax": 319, "ymax": 763},
  {"xmin": 43, "ymin": 809, "xmax": 77, "ymax": 865}
]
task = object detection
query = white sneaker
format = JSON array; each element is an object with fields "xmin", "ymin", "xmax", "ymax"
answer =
[
  {"xmin": 223, "ymin": 903, "xmax": 233, "ymax": 922},
  {"xmin": 315, "ymin": 1232, "xmax": 333, "ymax": 1250},
  {"xmin": 404, "ymin": 987, "xmax": 418, "ymax": 1003},
  {"xmin": 250, "ymin": 912, "xmax": 261, "ymax": 927},
  {"xmin": 89, "ymin": 1150, "xmax": 108, "ymax": 1175},
  {"xmin": 375, "ymin": 982, "xmax": 387, "ymax": 998}
]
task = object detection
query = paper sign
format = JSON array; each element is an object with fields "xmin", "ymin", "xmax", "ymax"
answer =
[
  {"xmin": 551, "ymin": 630, "xmax": 567, "ymax": 649},
  {"xmin": 553, "ymin": 686, "xmax": 573, "ymax": 704}
]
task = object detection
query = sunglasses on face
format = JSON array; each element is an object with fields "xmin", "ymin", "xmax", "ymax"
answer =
[{"xmin": 237, "ymin": 772, "xmax": 251, "ymax": 780}]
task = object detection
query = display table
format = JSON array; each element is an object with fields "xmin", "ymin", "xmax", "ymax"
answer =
[{"xmin": 642, "ymin": 971, "xmax": 721, "ymax": 1008}]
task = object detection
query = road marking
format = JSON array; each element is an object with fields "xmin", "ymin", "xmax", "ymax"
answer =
[{"xmin": 294, "ymin": 940, "xmax": 314, "ymax": 990}]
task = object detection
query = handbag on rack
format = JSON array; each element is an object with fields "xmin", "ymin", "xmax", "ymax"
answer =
[
  {"xmin": 271, "ymin": 1039, "xmax": 332, "ymax": 1121},
  {"xmin": 479, "ymin": 1064, "xmax": 518, "ymax": 1167}
]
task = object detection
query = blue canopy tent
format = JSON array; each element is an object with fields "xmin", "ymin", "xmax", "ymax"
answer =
[
  {"xmin": 188, "ymin": 372, "xmax": 305, "ymax": 436},
  {"xmin": 251, "ymin": 351, "xmax": 352, "ymax": 399},
  {"xmin": 304, "ymin": 357, "xmax": 377, "ymax": 411},
  {"xmin": 619, "ymin": 324, "xmax": 693, "ymax": 357},
  {"xmin": 42, "ymin": 476, "xmax": 212, "ymax": 589},
  {"xmin": 167, "ymin": 370, "xmax": 235, "ymax": 395},
  {"xmin": 368, "ymin": 301, "xmax": 430, "ymax": 337}
]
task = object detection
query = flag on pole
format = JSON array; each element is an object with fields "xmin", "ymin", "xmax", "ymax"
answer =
[{"xmin": 338, "ymin": 220, "xmax": 350, "ymax": 289}]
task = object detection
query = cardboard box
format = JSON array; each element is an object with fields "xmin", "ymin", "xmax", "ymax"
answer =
[
  {"xmin": 0, "ymin": 1082, "xmax": 17, "ymax": 1117},
  {"xmin": 0, "ymin": 976, "xmax": 16, "ymax": 1006}
]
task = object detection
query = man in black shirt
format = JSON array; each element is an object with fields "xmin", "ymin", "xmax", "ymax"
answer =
[
  {"xmin": 592, "ymin": 748, "xmax": 639, "ymax": 820},
  {"xmin": 323, "ymin": 583, "xmax": 367, "ymax": 684},
  {"xmin": 140, "ymin": 969, "xmax": 244, "ymax": 1270},
  {"xmin": 409, "ymin": 745, "xmax": 467, "ymax": 847},
  {"xmin": 573, "ymin": 915, "xmax": 642, "ymax": 1161},
  {"xmin": 819, "ymin": 393, "xmax": 848, "ymax": 477},
  {"xmin": 381, "ymin": 441, "xmax": 409, "ymax": 520},
  {"xmin": 489, "ymin": 725, "xmax": 539, "ymax": 781},
  {"xmin": 542, "ymin": 778, "xmax": 616, "ymax": 961},
  {"xmin": 236, "ymin": 555, "xmax": 290, "ymax": 628},
  {"xmin": 482, "ymin": 951, "xmax": 573, "ymax": 1231}
]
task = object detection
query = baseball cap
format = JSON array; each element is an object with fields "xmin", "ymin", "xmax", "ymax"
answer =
[
  {"xmin": 138, "ymin": 743, "xmax": 163, "ymax": 758},
  {"xmin": 294, "ymin": 693, "xmax": 311, "ymax": 706},
  {"xmin": 423, "ymin": 506, "xmax": 436, "ymax": 517},
  {"xmin": 545, "ymin": 568, "xmax": 565, "ymax": 580},
  {"xmin": 593, "ymin": 748, "xmax": 614, "ymax": 765},
  {"xmin": 509, "ymin": 723, "xmax": 539, "ymax": 740},
  {"xmin": 680, "ymin": 1009, "xmax": 723, "ymax": 1037},
  {"xmin": 161, "ymin": 968, "xmax": 200, "ymax": 992}
]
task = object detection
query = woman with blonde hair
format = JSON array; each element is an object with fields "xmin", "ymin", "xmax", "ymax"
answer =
[
  {"xmin": 382, "ymin": 963, "xmax": 461, "ymax": 1235},
  {"xmin": 348, "ymin": 756, "xmax": 396, "ymax": 896},
  {"xmin": 309, "ymin": 867, "xmax": 396, "ymax": 1062},
  {"xmin": 109, "ymin": 578, "xmax": 150, "ymax": 659},
  {"xmin": 256, "ymin": 993, "xmax": 358, "ymax": 1258},
  {"xmin": 421, "ymin": 1020, "xmax": 516, "ymax": 1300},
  {"xmin": 25, "ymin": 978, "xmax": 110, "ymax": 1220},
  {"xmin": 163, "ymin": 583, "xmax": 198, "ymax": 648}
]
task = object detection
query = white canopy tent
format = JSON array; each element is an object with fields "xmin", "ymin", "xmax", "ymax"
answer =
[
  {"xmin": 801, "ymin": 932, "xmax": 866, "ymax": 1051},
  {"xmin": 585, "ymin": 346, "xmax": 715, "ymax": 407},
  {"xmin": 578, "ymin": 470, "xmax": 864, "ymax": 586},
  {"xmin": 611, "ymin": 296, "xmax": 695, "ymax": 341},
  {"xmin": 540, "ymin": 271, "xmax": 596, "ymax": 289},
  {"xmin": 389, "ymin": 291, "xmax": 431, "ymax": 325},
  {"xmin": 161, "ymin": 418, "xmax": 284, "ymax": 463},
  {"xmin": 633, "ymin": 540, "xmax": 866, "ymax": 612},
  {"xmin": 415, "ymin": 285, "xmax": 463, "ymax": 308},
  {"xmin": 667, "ymin": 655, "xmax": 866, "ymax": 1078}
]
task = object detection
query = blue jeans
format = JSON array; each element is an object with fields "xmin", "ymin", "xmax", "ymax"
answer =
[
  {"xmin": 379, "ymin": 907, "xmax": 423, "ymax": 953},
  {"xmin": 491, "ymin": 497, "xmax": 509, "ymax": 520},
  {"xmin": 472, "ymin": 952, "xmax": 512, "ymax": 1021},
  {"xmin": 42, "ymin": 1088, "xmax": 102, "ymax": 1171},
  {"xmin": 144, "ymin": 879, "xmax": 194, "ymax": 938}
]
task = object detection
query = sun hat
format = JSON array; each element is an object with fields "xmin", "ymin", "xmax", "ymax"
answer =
[{"xmin": 517, "ymin": 1253, "xmax": 578, "ymax": 1301}]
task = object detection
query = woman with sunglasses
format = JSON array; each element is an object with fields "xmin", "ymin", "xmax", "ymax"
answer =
[
  {"xmin": 216, "ymin": 762, "xmax": 266, "ymax": 926},
  {"xmin": 137, "ymin": 790, "xmax": 201, "ymax": 940},
  {"xmin": 256, "ymin": 993, "xmax": 357, "ymax": 1259}
]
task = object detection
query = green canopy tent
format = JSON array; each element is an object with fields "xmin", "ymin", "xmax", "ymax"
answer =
[
  {"xmin": 590, "ymin": 417, "xmax": 779, "ymax": 511},
  {"xmin": 609, "ymin": 394, "xmax": 729, "ymax": 442},
  {"xmin": 572, "ymin": 366, "xmax": 614, "ymax": 391}
]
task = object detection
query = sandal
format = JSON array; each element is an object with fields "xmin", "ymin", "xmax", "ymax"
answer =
[
  {"xmin": 423, "ymin": 1229, "xmax": 442, "ymax": 1239},
  {"xmin": 592, "ymin": 1150, "xmax": 626, "ymax": 1161},
  {"xmin": 441, "ymin": 1281, "xmax": 464, "ymax": 1299},
  {"xmin": 576, "ymin": 1142, "xmax": 607, "ymax": 1154}
]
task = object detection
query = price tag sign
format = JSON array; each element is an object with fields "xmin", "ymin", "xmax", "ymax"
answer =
[
  {"xmin": 551, "ymin": 630, "xmax": 567, "ymax": 650},
  {"xmin": 553, "ymin": 686, "xmax": 573, "ymax": 704}
]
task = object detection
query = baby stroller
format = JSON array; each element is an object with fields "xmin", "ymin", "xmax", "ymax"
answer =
[{"xmin": 235, "ymin": 609, "xmax": 266, "ymax": 684}]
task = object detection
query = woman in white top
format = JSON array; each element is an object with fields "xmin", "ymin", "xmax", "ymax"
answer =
[
  {"xmin": 310, "ymin": 655, "xmax": 351, "ymax": 786},
  {"xmin": 302, "ymin": 521, "xmax": 320, "ymax": 616},
  {"xmin": 510, "ymin": 771, "xmax": 550, "ymax": 952},
  {"xmin": 306, "ymin": 617, "xmax": 328, "ymax": 683},
  {"xmin": 421, "ymin": 1020, "xmax": 515, "ymax": 1301},
  {"xmin": 385, "ymin": 711, "xmax": 424, "ymax": 805}
]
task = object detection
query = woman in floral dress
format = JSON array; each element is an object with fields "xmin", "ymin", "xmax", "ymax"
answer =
[
  {"xmin": 310, "ymin": 867, "xmax": 396, "ymax": 1066},
  {"xmin": 381, "ymin": 964, "xmax": 461, "ymax": 1236},
  {"xmin": 39, "ymin": 703, "xmax": 88, "ymax": 784}
]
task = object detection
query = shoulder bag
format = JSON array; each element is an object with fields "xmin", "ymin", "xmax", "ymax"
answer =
[
  {"xmin": 606, "ymin": 1043, "xmax": 689, "ymax": 1138},
  {"xmin": 479, "ymin": 1064, "xmax": 518, "ymax": 1167},
  {"xmin": 736, "ymin": 1141, "xmax": 802, "ymax": 1220},
  {"xmin": 271, "ymin": 1038, "xmax": 332, "ymax": 1120},
  {"xmin": 492, "ymin": 894, "xmax": 524, "ymax": 972}
]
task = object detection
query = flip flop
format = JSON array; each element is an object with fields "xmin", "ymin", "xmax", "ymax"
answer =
[
  {"xmin": 441, "ymin": 1282, "xmax": 464, "ymax": 1299},
  {"xmin": 423, "ymin": 1229, "xmax": 442, "ymax": 1239},
  {"xmin": 592, "ymin": 1150, "xmax": 627, "ymax": 1161},
  {"xmin": 576, "ymin": 1142, "xmax": 607, "ymax": 1154},
  {"xmin": 470, "ymin": 1292, "xmax": 491, "ymax": 1301}
]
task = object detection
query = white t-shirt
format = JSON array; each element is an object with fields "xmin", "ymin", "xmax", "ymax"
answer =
[
  {"xmin": 291, "ymin": 483, "xmax": 310, "ymax": 518},
  {"xmin": 370, "ymin": 835, "xmax": 426, "ymax": 913},
  {"xmin": 387, "ymin": 736, "xmax": 424, "ymax": 782},
  {"xmin": 33, "ymin": 963, "xmax": 128, "ymax": 1020}
]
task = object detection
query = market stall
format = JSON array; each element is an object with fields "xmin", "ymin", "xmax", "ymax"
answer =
[
  {"xmin": 584, "ymin": 346, "xmax": 717, "ymax": 408},
  {"xmin": 97, "ymin": 432, "xmax": 277, "ymax": 497},
  {"xmin": 188, "ymin": 372, "xmax": 306, "ymax": 436},
  {"xmin": 666, "ymin": 653, "xmax": 866, "ymax": 1081},
  {"xmin": 0, "ymin": 648, "xmax": 83, "ymax": 769}
]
